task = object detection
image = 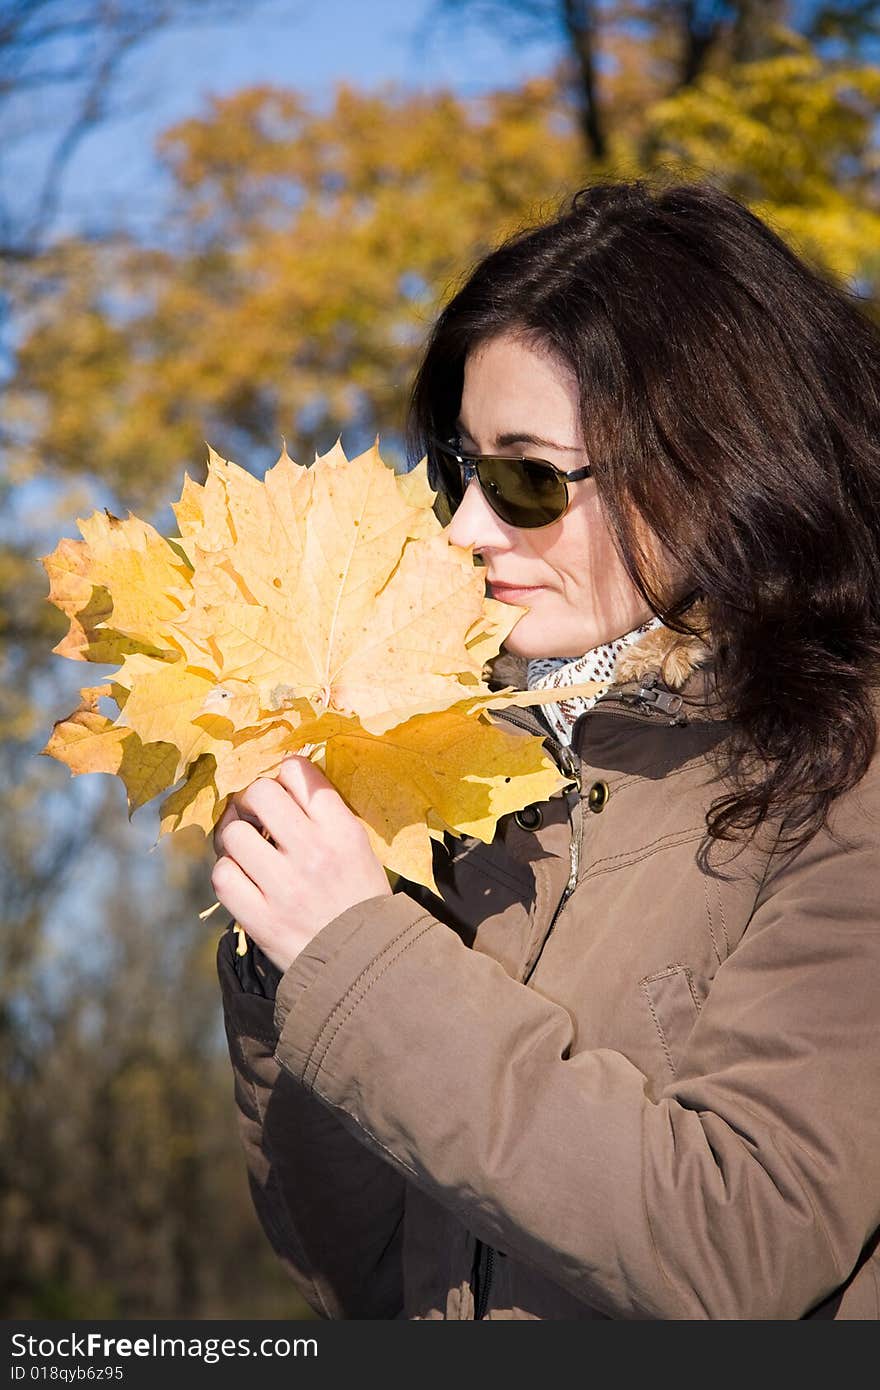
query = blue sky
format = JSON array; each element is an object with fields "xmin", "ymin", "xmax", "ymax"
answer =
[
  {"xmin": 6, "ymin": 0, "xmax": 870, "ymax": 245},
  {"xmin": 2, "ymin": 0, "xmax": 563, "ymax": 512},
  {"xmin": 0, "ymin": 0, "xmax": 555, "ymax": 756},
  {"xmin": 3, "ymin": 0, "xmax": 566, "ymax": 691},
  {"xmin": 21, "ymin": 0, "xmax": 564, "ymax": 241}
]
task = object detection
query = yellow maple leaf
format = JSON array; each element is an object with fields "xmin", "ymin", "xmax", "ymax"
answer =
[
  {"xmin": 41, "ymin": 683, "xmax": 181, "ymax": 812},
  {"xmin": 170, "ymin": 444, "xmax": 315, "ymax": 634},
  {"xmin": 175, "ymin": 441, "xmax": 472, "ymax": 729},
  {"xmin": 171, "ymin": 447, "xmax": 241, "ymax": 551},
  {"xmin": 112, "ymin": 653, "xmax": 225, "ymax": 784},
  {"xmin": 324, "ymin": 702, "xmax": 567, "ymax": 892},
  {"xmin": 43, "ymin": 437, "xmax": 604, "ymax": 892},
  {"xmin": 159, "ymin": 752, "xmax": 226, "ymax": 836},
  {"xmin": 42, "ymin": 511, "xmax": 191, "ymax": 664},
  {"xmin": 465, "ymin": 597, "xmax": 524, "ymax": 670}
]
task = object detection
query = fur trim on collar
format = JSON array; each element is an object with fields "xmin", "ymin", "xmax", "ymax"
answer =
[
  {"xmin": 487, "ymin": 600, "xmax": 713, "ymax": 694},
  {"xmin": 612, "ymin": 599, "xmax": 712, "ymax": 690}
]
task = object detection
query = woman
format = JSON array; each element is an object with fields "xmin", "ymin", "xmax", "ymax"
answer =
[{"xmin": 212, "ymin": 179, "xmax": 880, "ymax": 1319}]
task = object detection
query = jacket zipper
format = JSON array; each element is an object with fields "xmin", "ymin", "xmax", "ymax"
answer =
[
  {"xmin": 472, "ymin": 1238, "xmax": 495, "ymax": 1319},
  {"xmin": 522, "ymin": 786, "xmax": 582, "ymax": 984},
  {"xmin": 468, "ymin": 681, "xmax": 680, "ymax": 1317},
  {"xmin": 468, "ymin": 707, "xmax": 582, "ymax": 1319},
  {"xmin": 469, "ymin": 786, "xmax": 580, "ymax": 1317}
]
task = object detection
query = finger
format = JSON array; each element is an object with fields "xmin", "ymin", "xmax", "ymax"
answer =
[
  {"xmin": 211, "ymin": 856, "xmax": 267, "ymax": 936},
  {"xmin": 235, "ymin": 775, "xmax": 308, "ymax": 851},
  {"xmin": 213, "ymin": 799, "xmax": 242, "ymax": 858},
  {"xmin": 221, "ymin": 794, "xmax": 273, "ymax": 853},
  {"xmin": 276, "ymin": 754, "xmax": 348, "ymax": 824},
  {"xmin": 218, "ymin": 817, "xmax": 282, "ymax": 883}
]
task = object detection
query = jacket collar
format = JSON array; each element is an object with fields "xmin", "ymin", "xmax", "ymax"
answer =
[{"xmin": 487, "ymin": 602, "xmax": 726, "ymax": 727}]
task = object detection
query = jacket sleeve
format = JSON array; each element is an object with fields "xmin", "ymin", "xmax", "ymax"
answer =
[
  {"xmin": 216, "ymin": 923, "xmax": 407, "ymax": 1319},
  {"xmin": 267, "ymin": 776, "xmax": 880, "ymax": 1320}
]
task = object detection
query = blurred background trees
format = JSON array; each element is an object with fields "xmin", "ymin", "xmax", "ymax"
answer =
[
  {"xmin": 2, "ymin": 0, "xmax": 879, "ymax": 1317},
  {"xmin": 0, "ymin": 0, "xmax": 281, "ymax": 261}
]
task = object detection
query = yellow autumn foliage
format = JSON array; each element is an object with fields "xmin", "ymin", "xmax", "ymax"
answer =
[
  {"xmin": 41, "ymin": 441, "xmax": 605, "ymax": 891},
  {"xmin": 646, "ymin": 29, "xmax": 880, "ymax": 285},
  {"xmin": 8, "ymin": 27, "xmax": 880, "ymax": 558}
]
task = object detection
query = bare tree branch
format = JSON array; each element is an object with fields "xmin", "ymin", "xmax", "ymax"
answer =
[
  {"xmin": 562, "ymin": 0, "xmax": 605, "ymax": 159},
  {"xmin": 808, "ymin": 2, "xmax": 880, "ymax": 47},
  {"xmin": 0, "ymin": 0, "xmax": 297, "ymax": 261},
  {"xmin": 731, "ymin": 0, "xmax": 786, "ymax": 62},
  {"xmin": 30, "ymin": 22, "xmax": 150, "ymax": 235},
  {"xmin": 421, "ymin": 2, "xmax": 808, "ymax": 166},
  {"xmin": 678, "ymin": 0, "xmax": 730, "ymax": 85}
]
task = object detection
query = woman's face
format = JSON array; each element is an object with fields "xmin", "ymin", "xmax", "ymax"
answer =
[{"xmin": 447, "ymin": 331, "xmax": 658, "ymax": 659}]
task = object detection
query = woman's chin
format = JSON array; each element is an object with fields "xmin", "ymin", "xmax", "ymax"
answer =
[{"xmin": 501, "ymin": 621, "xmax": 579, "ymax": 661}]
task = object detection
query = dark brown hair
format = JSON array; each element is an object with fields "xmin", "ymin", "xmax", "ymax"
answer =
[{"xmin": 406, "ymin": 179, "xmax": 880, "ymax": 858}]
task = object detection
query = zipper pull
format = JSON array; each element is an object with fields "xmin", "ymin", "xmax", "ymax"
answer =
[
  {"xmin": 555, "ymin": 743, "xmax": 581, "ymax": 789},
  {"xmin": 635, "ymin": 672, "xmax": 684, "ymax": 720}
]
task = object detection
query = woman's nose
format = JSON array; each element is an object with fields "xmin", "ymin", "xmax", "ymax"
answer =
[{"xmin": 447, "ymin": 478, "xmax": 513, "ymax": 552}]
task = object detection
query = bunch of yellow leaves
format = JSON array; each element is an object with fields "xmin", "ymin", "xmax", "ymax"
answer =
[{"xmin": 41, "ymin": 440, "xmax": 606, "ymax": 892}]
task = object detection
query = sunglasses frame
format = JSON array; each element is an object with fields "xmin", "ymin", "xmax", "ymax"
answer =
[{"xmin": 427, "ymin": 433, "xmax": 593, "ymax": 530}]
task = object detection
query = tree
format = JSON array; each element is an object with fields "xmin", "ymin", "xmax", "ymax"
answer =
[
  {"xmin": 6, "ymin": 18, "xmax": 879, "ymax": 523},
  {"xmin": 426, "ymin": 1, "xmax": 880, "ymax": 162},
  {"xmin": 0, "ymin": 0, "xmax": 292, "ymax": 262},
  {"xmin": 0, "ymin": 73, "xmax": 585, "ymax": 1319},
  {"xmin": 5, "ymin": 78, "xmax": 586, "ymax": 511},
  {"xmin": 646, "ymin": 28, "xmax": 880, "ymax": 288},
  {"xmin": 3, "ymin": 6, "xmax": 880, "ymax": 1316},
  {"xmin": 0, "ymin": 0, "xmax": 305, "ymax": 1320},
  {"xmin": 0, "ymin": 798, "xmax": 310, "ymax": 1317}
]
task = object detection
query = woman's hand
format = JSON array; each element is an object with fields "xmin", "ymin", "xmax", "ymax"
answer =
[{"xmin": 211, "ymin": 755, "xmax": 392, "ymax": 974}]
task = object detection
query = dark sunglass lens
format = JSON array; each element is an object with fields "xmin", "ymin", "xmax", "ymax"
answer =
[
  {"xmin": 479, "ymin": 457, "xmax": 567, "ymax": 527},
  {"xmin": 427, "ymin": 444, "xmax": 465, "ymax": 507}
]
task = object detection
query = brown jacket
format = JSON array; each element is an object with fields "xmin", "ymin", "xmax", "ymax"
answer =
[{"xmin": 216, "ymin": 628, "xmax": 880, "ymax": 1319}]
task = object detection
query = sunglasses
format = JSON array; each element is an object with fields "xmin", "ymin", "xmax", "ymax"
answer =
[{"xmin": 427, "ymin": 433, "xmax": 593, "ymax": 530}]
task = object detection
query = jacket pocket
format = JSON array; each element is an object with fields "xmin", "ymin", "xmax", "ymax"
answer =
[{"xmin": 640, "ymin": 964, "xmax": 702, "ymax": 1080}]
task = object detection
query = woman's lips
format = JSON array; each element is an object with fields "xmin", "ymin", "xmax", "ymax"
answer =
[{"xmin": 488, "ymin": 582, "xmax": 543, "ymax": 604}]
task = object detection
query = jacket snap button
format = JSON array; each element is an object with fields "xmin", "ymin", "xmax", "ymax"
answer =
[
  {"xmin": 515, "ymin": 804, "xmax": 543, "ymax": 831},
  {"xmin": 587, "ymin": 780, "xmax": 610, "ymax": 813}
]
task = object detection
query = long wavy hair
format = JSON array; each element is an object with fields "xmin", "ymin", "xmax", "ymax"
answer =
[{"xmin": 406, "ymin": 179, "xmax": 880, "ymax": 858}]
